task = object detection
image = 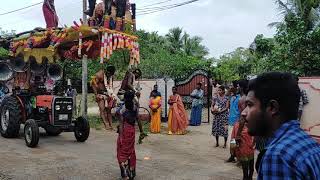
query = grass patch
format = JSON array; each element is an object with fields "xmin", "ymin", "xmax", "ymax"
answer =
[
  {"xmin": 87, "ymin": 113, "xmax": 151, "ymax": 133},
  {"xmin": 87, "ymin": 115, "xmax": 103, "ymax": 130}
]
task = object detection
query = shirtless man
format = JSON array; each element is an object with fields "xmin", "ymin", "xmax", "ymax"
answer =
[
  {"xmin": 118, "ymin": 68, "xmax": 141, "ymax": 99},
  {"xmin": 116, "ymin": 67, "xmax": 142, "ymax": 116},
  {"xmin": 91, "ymin": 65, "xmax": 116, "ymax": 130}
]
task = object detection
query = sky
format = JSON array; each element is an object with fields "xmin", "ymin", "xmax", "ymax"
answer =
[{"xmin": 0, "ymin": 0, "xmax": 281, "ymax": 58}]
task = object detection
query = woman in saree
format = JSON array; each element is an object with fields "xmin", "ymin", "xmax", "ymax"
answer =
[
  {"xmin": 149, "ymin": 91, "xmax": 162, "ymax": 133},
  {"xmin": 167, "ymin": 86, "xmax": 188, "ymax": 135}
]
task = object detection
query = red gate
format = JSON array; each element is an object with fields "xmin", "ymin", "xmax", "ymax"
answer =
[{"xmin": 175, "ymin": 69, "xmax": 211, "ymax": 123}]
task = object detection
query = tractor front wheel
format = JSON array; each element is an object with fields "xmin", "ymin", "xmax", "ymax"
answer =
[
  {"xmin": 74, "ymin": 116, "xmax": 90, "ymax": 142},
  {"xmin": 24, "ymin": 119, "xmax": 39, "ymax": 148}
]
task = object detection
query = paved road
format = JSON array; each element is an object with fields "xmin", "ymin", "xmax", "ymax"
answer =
[{"xmin": 0, "ymin": 124, "xmax": 252, "ymax": 180}]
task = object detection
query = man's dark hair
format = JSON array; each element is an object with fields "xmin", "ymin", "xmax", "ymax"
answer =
[
  {"xmin": 295, "ymin": 75, "xmax": 299, "ymax": 83},
  {"xmin": 218, "ymin": 85, "xmax": 225, "ymax": 91},
  {"xmin": 133, "ymin": 68, "xmax": 142, "ymax": 79},
  {"xmin": 105, "ymin": 65, "xmax": 116, "ymax": 76},
  {"xmin": 124, "ymin": 91, "xmax": 135, "ymax": 111},
  {"xmin": 238, "ymin": 79, "xmax": 249, "ymax": 94},
  {"xmin": 248, "ymin": 72, "xmax": 300, "ymax": 121},
  {"xmin": 232, "ymin": 80, "xmax": 238, "ymax": 88},
  {"xmin": 229, "ymin": 87, "xmax": 237, "ymax": 94}
]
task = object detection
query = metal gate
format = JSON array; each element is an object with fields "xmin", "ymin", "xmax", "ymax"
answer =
[{"xmin": 174, "ymin": 69, "xmax": 211, "ymax": 123}]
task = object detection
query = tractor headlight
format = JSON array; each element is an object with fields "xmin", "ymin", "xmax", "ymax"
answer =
[
  {"xmin": 67, "ymin": 105, "xmax": 72, "ymax": 111},
  {"xmin": 55, "ymin": 105, "xmax": 61, "ymax": 111}
]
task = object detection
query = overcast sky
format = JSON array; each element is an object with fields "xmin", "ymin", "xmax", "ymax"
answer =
[{"xmin": 0, "ymin": 0, "xmax": 281, "ymax": 58}]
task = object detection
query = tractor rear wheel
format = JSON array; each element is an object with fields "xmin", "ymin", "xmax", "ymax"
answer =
[
  {"xmin": 24, "ymin": 119, "xmax": 39, "ymax": 148},
  {"xmin": 0, "ymin": 96, "xmax": 22, "ymax": 138},
  {"xmin": 74, "ymin": 116, "xmax": 90, "ymax": 142}
]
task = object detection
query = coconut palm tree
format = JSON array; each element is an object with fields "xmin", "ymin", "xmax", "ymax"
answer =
[
  {"xmin": 270, "ymin": 0, "xmax": 320, "ymax": 30},
  {"xmin": 182, "ymin": 32, "xmax": 209, "ymax": 58},
  {"xmin": 149, "ymin": 31, "xmax": 166, "ymax": 45},
  {"xmin": 165, "ymin": 27, "xmax": 184, "ymax": 53}
]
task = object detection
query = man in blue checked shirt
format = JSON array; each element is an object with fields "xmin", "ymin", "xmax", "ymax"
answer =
[{"xmin": 241, "ymin": 72, "xmax": 320, "ymax": 180}]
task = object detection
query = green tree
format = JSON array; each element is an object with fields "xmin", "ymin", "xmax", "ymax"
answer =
[
  {"xmin": 272, "ymin": 0, "xmax": 320, "ymax": 30},
  {"xmin": 136, "ymin": 29, "xmax": 209, "ymax": 79},
  {"xmin": 213, "ymin": 48, "xmax": 253, "ymax": 81},
  {"xmin": 0, "ymin": 48, "xmax": 9, "ymax": 59},
  {"xmin": 183, "ymin": 34, "xmax": 209, "ymax": 58},
  {"xmin": 165, "ymin": 27, "xmax": 184, "ymax": 53},
  {"xmin": 246, "ymin": 1, "xmax": 320, "ymax": 76}
]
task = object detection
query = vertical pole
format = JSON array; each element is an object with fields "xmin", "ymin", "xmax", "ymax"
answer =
[
  {"xmin": 131, "ymin": 3, "xmax": 136, "ymax": 32},
  {"xmin": 164, "ymin": 78, "xmax": 168, "ymax": 122},
  {"xmin": 207, "ymin": 71, "xmax": 211, "ymax": 124},
  {"xmin": 81, "ymin": 55, "xmax": 88, "ymax": 119},
  {"xmin": 81, "ymin": 0, "xmax": 88, "ymax": 119},
  {"xmin": 82, "ymin": 0, "xmax": 87, "ymax": 24}
]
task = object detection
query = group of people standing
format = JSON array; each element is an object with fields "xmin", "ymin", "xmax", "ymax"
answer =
[
  {"xmin": 206, "ymin": 80, "xmax": 250, "ymax": 179},
  {"xmin": 92, "ymin": 66, "xmax": 320, "ymax": 180},
  {"xmin": 149, "ymin": 82, "xmax": 205, "ymax": 135},
  {"xmin": 149, "ymin": 85, "xmax": 190, "ymax": 135},
  {"xmin": 211, "ymin": 79, "xmax": 262, "ymax": 180},
  {"xmin": 210, "ymin": 73, "xmax": 320, "ymax": 180}
]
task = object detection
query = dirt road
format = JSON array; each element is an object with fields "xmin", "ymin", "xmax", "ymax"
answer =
[{"xmin": 0, "ymin": 124, "xmax": 250, "ymax": 180}]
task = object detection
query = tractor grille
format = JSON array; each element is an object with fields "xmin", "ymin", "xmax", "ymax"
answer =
[{"xmin": 53, "ymin": 97, "xmax": 73, "ymax": 126}]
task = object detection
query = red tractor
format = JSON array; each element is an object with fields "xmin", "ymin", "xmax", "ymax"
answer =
[{"xmin": 0, "ymin": 60, "xmax": 90, "ymax": 148}]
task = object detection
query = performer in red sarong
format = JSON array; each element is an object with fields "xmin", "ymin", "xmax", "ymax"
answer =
[
  {"xmin": 42, "ymin": 0, "xmax": 58, "ymax": 28},
  {"xmin": 117, "ymin": 90, "xmax": 145, "ymax": 180}
]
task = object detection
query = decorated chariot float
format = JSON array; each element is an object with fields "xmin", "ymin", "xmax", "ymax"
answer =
[{"xmin": 0, "ymin": 0, "xmax": 139, "ymax": 147}]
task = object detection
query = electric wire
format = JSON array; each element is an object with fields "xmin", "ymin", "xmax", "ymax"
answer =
[
  {"xmin": 0, "ymin": 2, "xmax": 43, "ymax": 16},
  {"xmin": 137, "ymin": 0, "xmax": 199, "ymax": 15}
]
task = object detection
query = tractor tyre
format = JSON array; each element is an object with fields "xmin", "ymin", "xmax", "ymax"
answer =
[
  {"xmin": 0, "ymin": 96, "xmax": 22, "ymax": 138},
  {"xmin": 74, "ymin": 116, "xmax": 90, "ymax": 142},
  {"xmin": 45, "ymin": 125, "xmax": 62, "ymax": 136},
  {"xmin": 24, "ymin": 119, "xmax": 39, "ymax": 148}
]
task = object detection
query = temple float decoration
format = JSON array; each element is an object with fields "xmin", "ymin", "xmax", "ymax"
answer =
[{"xmin": 9, "ymin": 0, "xmax": 139, "ymax": 66}]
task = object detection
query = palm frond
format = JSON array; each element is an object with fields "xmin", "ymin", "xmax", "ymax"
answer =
[
  {"xmin": 268, "ymin": 21, "xmax": 283, "ymax": 28},
  {"xmin": 308, "ymin": 7, "xmax": 320, "ymax": 25},
  {"xmin": 275, "ymin": 0, "xmax": 292, "ymax": 15}
]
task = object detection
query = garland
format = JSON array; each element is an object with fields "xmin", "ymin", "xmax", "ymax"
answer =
[{"xmin": 9, "ymin": 24, "xmax": 140, "ymax": 66}]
